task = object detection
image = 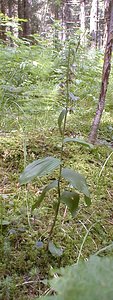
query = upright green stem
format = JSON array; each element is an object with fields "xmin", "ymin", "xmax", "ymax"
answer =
[
  {"xmin": 48, "ymin": 45, "xmax": 71, "ymax": 243},
  {"xmin": 58, "ymin": 45, "xmax": 71, "ymax": 193}
]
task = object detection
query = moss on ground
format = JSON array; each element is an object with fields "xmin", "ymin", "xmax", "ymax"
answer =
[
  {"xmin": 0, "ymin": 45, "xmax": 113, "ymax": 299},
  {"xmin": 0, "ymin": 117, "xmax": 113, "ymax": 299}
]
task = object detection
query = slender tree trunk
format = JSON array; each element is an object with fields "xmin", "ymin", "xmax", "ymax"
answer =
[
  {"xmin": 18, "ymin": 0, "xmax": 23, "ymax": 37},
  {"xmin": 98, "ymin": 0, "xmax": 102, "ymax": 49},
  {"xmin": 90, "ymin": 0, "xmax": 98, "ymax": 48},
  {"xmin": 97, "ymin": 0, "xmax": 99, "ymax": 47},
  {"xmin": 0, "ymin": 0, "xmax": 7, "ymax": 40},
  {"xmin": 18, "ymin": 0, "xmax": 32, "ymax": 38},
  {"xmin": 89, "ymin": 0, "xmax": 113, "ymax": 144},
  {"xmin": 8, "ymin": 0, "xmax": 14, "ymax": 45},
  {"xmin": 64, "ymin": 0, "xmax": 72, "ymax": 38},
  {"xmin": 103, "ymin": 0, "xmax": 110, "ymax": 47},
  {"xmin": 22, "ymin": 0, "xmax": 32, "ymax": 37},
  {"xmin": 80, "ymin": 0, "xmax": 85, "ymax": 46},
  {"xmin": 8, "ymin": 0, "xmax": 13, "ymax": 24},
  {"xmin": 54, "ymin": 2, "xmax": 59, "ymax": 48},
  {"xmin": 39, "ymin": 0, "xmax": 48, "ymax": 34},
  {"xmin": 61, "ymin": 1, "xmax": 66, "ymax": 41}
]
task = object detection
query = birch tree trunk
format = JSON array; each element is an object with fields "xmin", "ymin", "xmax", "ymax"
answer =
[
  {"xmin": 103, "ymin": 0, "xmax": 110, "ymax": 47},
  {"xmin": 80, "ymin": 0, "xmax": 86, "ymax": 46},
  {"xmin": 90, "ymin": 0, "xmax": 98, "ymax": 48},
  {"xmin": 89, "ymin": 0, "xmax": 113, "ymax": 144},
  {"xmin": 54, "ymin": 2, "xmax": 59, "ymax": 48}
]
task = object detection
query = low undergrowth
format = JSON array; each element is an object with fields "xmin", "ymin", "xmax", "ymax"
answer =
[
  {"xmin": 0, "ymin": 41, "xmax": 113, "ymax": 299},
  {"xmin": 0, "ymin": 124, "xmax": 113, "ymax": 299}
]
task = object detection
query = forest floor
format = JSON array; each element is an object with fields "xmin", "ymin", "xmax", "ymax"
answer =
[{"xmin": 0, "ymin": 44, "xmax": 113, "ymax": 299}]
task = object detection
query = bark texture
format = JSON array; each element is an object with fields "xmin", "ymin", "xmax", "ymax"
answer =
[
  {"xmin": 18, "ymin": 0, "xmax": 23, "ymax": 38},
  {"xmin": 22, "ymin": 0, "xmax": 32, "ymax": 37},
  {"xmin": 0, "ymin": 0, "xmax": 7, "ymax": 40},
  {"xmin": 89, "ymin": 0, "xmax": 113, "ymax": 144},
  {"xmin": 18, "ymin": 0, "xmax": 32, "ymax": 37}
]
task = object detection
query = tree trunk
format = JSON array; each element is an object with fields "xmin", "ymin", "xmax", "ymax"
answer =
[
  {"xmin": 64, "ymin": 0, "xmax": 72, "ymax": 38},
  {"xmin": 61, "ymin": 1, "xmax": 66, "ymax": 41},
  {"xmin": 90, "ymin": 0, "xmax": 98, "ymax": 48},
  {"xmin": 8, "ymin": 0, "xmax": 14, "ymax": 45},
  {"xmin": 22, "ymin": 0, "xmax": 32, "ymax": 37},
  {"xmin": 18, "ymin": 0, "xmax": 32, "ymax": 38},
  {"xmin": 103, "ymin": 0, "xmax": 110, "ymax": 47},
  {"xmin": 18, "ymin": 0, "xmax": 23, "ymax": 38},
  {"xmin": 80, "ymin": 0, "xmax": 86, "ymax": 46},
  {"xmin": 0, "ymin": 0, "xmax": 7, "ymax": 40},
  {"xmin": 89, "ymin": 0, "xmax": 113, "ymax": 144},
  {"xmin": 54, "ymin": 2, "xmax": 59, "ymax": 48}
]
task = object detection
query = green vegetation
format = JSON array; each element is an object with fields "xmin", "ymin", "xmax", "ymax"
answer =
[
  {"xmin": 39, "ymin": 255, "xmax": 113, "ymax": 300},
  {"xmin": 19, "ymin": 44, "xmax": 92, "ymax": 252},
  {"xmin": 0, "ymin": 38, "xmax": 113, "ymax": 299}
]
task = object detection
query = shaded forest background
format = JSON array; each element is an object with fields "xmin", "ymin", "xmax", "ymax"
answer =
[{"xmin": 0, "ymin": 0, "xmax": 107, "ymax": 48}]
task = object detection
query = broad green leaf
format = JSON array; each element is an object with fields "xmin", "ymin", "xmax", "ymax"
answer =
[
  {"xmin": 61, "ymin": 168, "xmax": 90, "ymax": 198},
  {"xmin": 19, "ymin": 157, "xmax": 60, "ymax": 185},
  {"xmin": 84, "ymin": 195, "xmax": 91, "ymax": 206},
  {"xmin": 40, "ymin": 256, "xmax": 113, "ymax": 300},
  {"xmin": 60, "ymin": 191, "xmax": 79, "ymax": 217},
  {"xmin": 58, "ymin": 108, "xmax": 66, "ymax": 135},
  {"xmin": 32, "ymin": 180, "xmax": 58, "ymax": 210},
  {"xmin": 48, "ymin": 241, "xmax": 63, "ymax": 257},
  {"xmin": 64, "ymin": 137, "xmax": 93, "ymax": 148}
]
